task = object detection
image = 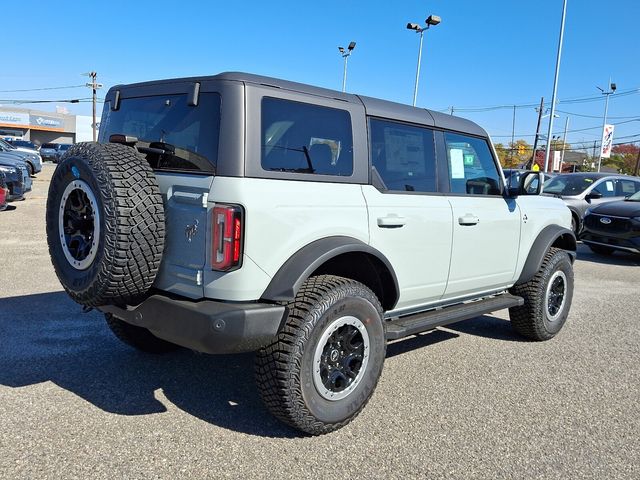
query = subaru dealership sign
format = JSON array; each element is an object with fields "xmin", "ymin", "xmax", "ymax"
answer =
[{"xmin": 29, "ymin": 114, "xmax": 63, "ymax": 129}]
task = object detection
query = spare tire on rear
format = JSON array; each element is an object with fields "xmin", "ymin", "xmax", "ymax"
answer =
[{"xmin": 46, "ymin": 142, "xmax": 165, "ymax": 307}]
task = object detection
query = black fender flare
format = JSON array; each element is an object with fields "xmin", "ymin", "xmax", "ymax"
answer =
[
  {"xmin": 261, "ymin": 236, "xmax": 399, "ymax": 306},
  {"xmin": 516, "ymin": 225, "xmax": 576, "ymax": 285}
]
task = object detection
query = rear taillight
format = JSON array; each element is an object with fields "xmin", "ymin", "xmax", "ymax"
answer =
[{"xmin": 212, "ymin": 204, "xmax": 244, "ymax": 271}]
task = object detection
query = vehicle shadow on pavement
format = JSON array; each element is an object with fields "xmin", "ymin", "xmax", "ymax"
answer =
[
  {"xmin": 0, "ymin": 291, "xmax": 299, "ymax": 438},
  {"xmin": 444, "ymin": 314, "xmax": 527, "ymax": 342},
  {"xmin": 575, "ymin": 244, "xmax": 640, "ymax": 267}
]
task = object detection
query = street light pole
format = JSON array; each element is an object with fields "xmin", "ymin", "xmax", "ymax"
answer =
[
  {"xmin": 597, "ymin": 78, "xmax": 616, "ymax": 172},
  {"xmin": 412, "ymin": 29, "xmax": 424, "ymax": 107},
  {"xmin": 543, "ymin": 0, "xmax": 567, "ymax": 173},
  {"xmin": 338, "ymin": 42, "xmax": 356, "ymax": 93},
  {"xmin": 407, "ymin": 15, "xmax": 441, "ymax": 107}
]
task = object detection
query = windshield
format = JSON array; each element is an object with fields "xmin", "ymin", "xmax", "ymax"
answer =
[
  {"xmin": 544, "ymin": 175, "xmax": 601, "ymax": 196},
  {"xmin": 59, "ymin": 144, "xmax": 71, "ymax": 150},
  {"xmin": 0, "ymin": 138, "xmax": 16, "ymax": 150},
  {"xmin": 100, "ymin": 93, "xmax": 220, "ymax": 173},
  {"xmin": 42, "ymin": 143, "xmax": 57, "ymax": 149}
]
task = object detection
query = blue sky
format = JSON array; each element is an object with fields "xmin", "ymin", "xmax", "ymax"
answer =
[{"xmin": 2, "ymin": 0, "xmax": 638, "ymax": 151}]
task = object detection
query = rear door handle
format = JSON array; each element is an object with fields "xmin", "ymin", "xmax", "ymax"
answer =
[
  {"xmin": 458, "ymin": 214, "xmax": 480, "ymax": 226},
  {"xmin": 377, "ymin": 215, "xmax": 407, "ymax": 228}
]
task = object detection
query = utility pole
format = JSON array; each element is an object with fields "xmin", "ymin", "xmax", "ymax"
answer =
[
  {"xmin": 559, "ymin": 116, "xmax": 570, "ymax": 173},
  {"xmin": 530, "ymin": 97, "xmax": 544, "ymax": 169},
  {"xmin": 84, "ymin": 71, "xmax": 103, "ymax": 142},
  {"xmin": 510, "ymin": 105, "xmax": 516, "ymax": 164},
  {"xmin": 633, "ymin": 146, "xmax": 640, "ymax": 177},
  {"xmin": 592, "ymin": 140, "xmax": 598, "ymax": 167}
]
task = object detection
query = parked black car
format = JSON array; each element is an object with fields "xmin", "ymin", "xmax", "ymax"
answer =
[{"xmin": 580, "ymin": 189, "xmax": 640, "ymax": 255}]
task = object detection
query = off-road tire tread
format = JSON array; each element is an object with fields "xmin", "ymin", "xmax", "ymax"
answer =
[
  {"xmin": 509, "ymin": 247, "xmax": 572, "ymax": 341},
  {"xmin": 105, "ymin": 314, "xmax": 178, "ymax": 353},
  {"xmin": 46, "ymin": 142, "xmax": 165, "ymax": 306},
  {"xmin": 255, "ymin": 275, "xmax": 385, "ymax": 436}
]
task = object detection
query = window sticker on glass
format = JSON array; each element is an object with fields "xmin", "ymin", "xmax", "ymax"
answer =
[
  {"xmin": 450, "ymin": 148, "xmax": 465, "ymax": 179},
  {"xmin": 310, "ymin": 137, "xmax": 341, "ymax": 165},
  {"xmin": 605, "ymin": 181, "xmax": 614, "ymax": 192},
  {"xmin": 383, "ymin": 128, "xmax": 426, "ymax": 174},
  {"xmin": 463, "ymin": 154, "xmax": 475, "ymax": 166}
]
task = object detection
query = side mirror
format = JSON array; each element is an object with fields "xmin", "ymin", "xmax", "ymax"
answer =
[
  {"xmin": 506, "ymin": 171, "xmax": 544, "ymax": 197},
  {"xmin": 586, "ymin": 191, "xmax": 603, "ymax": 201}
]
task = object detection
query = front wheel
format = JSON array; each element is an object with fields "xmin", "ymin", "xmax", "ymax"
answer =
[
  {"xmin": 255, "ymin": 275, "xmax": 386, "ymax": 435},
  {"xmin": 509, "ymin": 248, "xmax": 574, "ymax": 341}
]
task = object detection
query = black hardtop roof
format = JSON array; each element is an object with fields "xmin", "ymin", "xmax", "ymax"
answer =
[{"xmin": 108, "ymin": 72, "xmax": 488, "ymax": 137}]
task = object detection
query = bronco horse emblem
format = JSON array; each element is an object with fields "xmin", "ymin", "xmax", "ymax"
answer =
[{"xmin": 185, "ymin": 219, "xmax": 199, "ymax": 242}]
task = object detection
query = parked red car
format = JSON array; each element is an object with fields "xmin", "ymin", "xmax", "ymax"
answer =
[{"xmin": 0, "ymin": 172, "xmax": 9, "ymax": 211}]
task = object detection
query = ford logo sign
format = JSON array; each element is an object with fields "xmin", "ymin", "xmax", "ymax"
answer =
[{"xmin": 599, "ymin": 217, "xmax": 612, "ymax": 225}]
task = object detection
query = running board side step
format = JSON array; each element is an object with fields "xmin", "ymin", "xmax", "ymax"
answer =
[{"xmin": 385, "ymin": 294, "xmax": 524, "ymax": 341}]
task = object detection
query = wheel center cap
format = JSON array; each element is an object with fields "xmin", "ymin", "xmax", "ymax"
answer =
[{"xmin": 330, "ymin": 349, "xmax": 340, "ymax": 362}]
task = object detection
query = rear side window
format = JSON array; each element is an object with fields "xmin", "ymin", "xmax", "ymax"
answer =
[
  {"xmin": 444, "ymin": 132, "xmax": 501, "ymax": 195},
  {"xmin": 100, "ymin": 93, "xmax": 220, "ymax": 173},
  {"xmin": 370, "ymin": 118, "xmax": 436, "ymax": 193},
  {"xmin": 261, "ymin": 97, "xmax": 353, "ymax": 176}
]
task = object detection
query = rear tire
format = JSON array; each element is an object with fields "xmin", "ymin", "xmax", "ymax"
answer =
[
  {"xmin": 255, "ymin": 275, "xmax": 386, "ymax": 435},
  {"xmin": 45, "ymin": 142, "xmax": 165, "ymax": 307},
  {"xmin": 509, "ymin": 248, "xmax": 574, "ymax": 341},
  {"xmin": 105, "ymin": 314, "xmax": 179, "ymax": 354},
  {"xmin": 587, "ymin": 244, "xmax": 615, "ymax": 256}
]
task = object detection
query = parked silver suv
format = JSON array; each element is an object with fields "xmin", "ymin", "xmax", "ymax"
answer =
[{"xmin": 46, "ymin": 73, "xmax": 576, "ymax": 435}]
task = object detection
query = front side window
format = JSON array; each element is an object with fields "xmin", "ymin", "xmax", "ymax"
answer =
[
  {"xmin": 100, "ymin": 93, "xmax": 220, "ymax": 173},
  {"xmin": 592, "ymin": 179, "xmax": 617, "ymax": 198},
  {"xmin": 261, "ymin": 97, "xmax": 353, "ymax": 176},
  {"xmin": 445, "ymin": 132, "xmax": 501, "ymax": 195},
  {"xmin": 370, "ymin": 118, "xmax": 436, "ymax": 192}
]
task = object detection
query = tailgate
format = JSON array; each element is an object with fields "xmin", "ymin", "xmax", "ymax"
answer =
[{"xmin": 153, "ymin": 172, "xmax": 213, "ymax": 299}]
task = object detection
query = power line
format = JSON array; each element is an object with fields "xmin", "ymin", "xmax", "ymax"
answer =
[{"xmin": 0, "ymin": 85, "xmax": 86, "ymax": 93}]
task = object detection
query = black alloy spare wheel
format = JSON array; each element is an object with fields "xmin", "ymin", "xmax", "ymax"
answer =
[{"xmin": 59, "ymin": 179, "xmax": 100, "ymax": 270}]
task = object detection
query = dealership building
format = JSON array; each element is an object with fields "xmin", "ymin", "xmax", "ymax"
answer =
[{"xmin": 0, "ymin": 106, "xmax": 96, "ymax": 145}]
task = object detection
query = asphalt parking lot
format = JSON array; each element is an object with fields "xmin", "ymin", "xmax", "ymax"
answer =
[{"xmin": 1, "ymin": 164, "xmax": 639, "ymax": 479}]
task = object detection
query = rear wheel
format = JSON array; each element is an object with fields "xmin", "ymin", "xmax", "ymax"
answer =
[
  {"xmin": 255, "ymin": 275, "xmax": 386, "ymax": 435},
  {"xmin": 587, "ymin": 244, "xmax": 615, "ymax": 256},
  {"xmin": 105, "ymin": 314, "xmax": 179, "ymax": 354},
  {"xmin": 509, "ymin": 248, "xmax": 574, "ymax": 341}
]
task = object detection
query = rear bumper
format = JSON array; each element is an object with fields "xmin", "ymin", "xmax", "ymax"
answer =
[{"xmin": 99, "ymin": 294, "xmax": 286, "ymax": 354}]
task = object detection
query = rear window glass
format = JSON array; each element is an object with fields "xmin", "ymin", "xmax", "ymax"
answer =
[
  {"xmin": 261, "ymin": 97, "xmax": 353, "ymax": 176},
  {"xmin": 100, "ymin": 93, "xmax": 220, "ymax": 173}
]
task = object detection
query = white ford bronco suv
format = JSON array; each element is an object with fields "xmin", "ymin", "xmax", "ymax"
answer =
[{"xmin": 46, "ymin": 73, "xmax": 576, "ymax": 435}]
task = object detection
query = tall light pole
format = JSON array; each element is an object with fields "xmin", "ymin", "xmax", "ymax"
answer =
[
  {"xmin": 338, "ymin": 42, "xmax": 356, "ymax": 93},
  {"xmin": 543, "ymin": 0, "xmax": 567, "ymax": 173},
  {"xmin": 407, "ymin": 15, "xmax": 441, "ymax": 107},
  {"xmin": 83, "ymin": 71, "xmax": 103, "ymax": 142},
  {"xmin": 596, "ymin": 79, "xmax": 616, "ymax": 172}
]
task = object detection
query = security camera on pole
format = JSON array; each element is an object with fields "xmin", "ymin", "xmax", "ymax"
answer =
[
  {"xmin": 406, "ymin": 14, "xmax": 441, "ymax": 107},
  {"xmin": 83, "ymin": 71, "xmax": 103, "ymax": 142},
  {"xmin": 338, "ymin": 42, "xmax": 356, "ymax": 93}
]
